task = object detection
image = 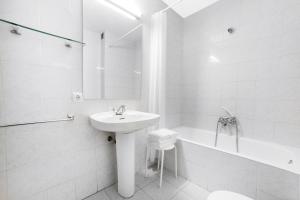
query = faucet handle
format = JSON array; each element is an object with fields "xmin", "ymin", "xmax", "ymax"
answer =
[{"xmin": 115, "ymin": 105, "xmax": 127, "ymax": 115}]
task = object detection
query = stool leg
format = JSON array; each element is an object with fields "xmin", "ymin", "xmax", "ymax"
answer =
[
  {"xmin": 174, "ymin": 146, "xmax": 177, "ymax": 178},
  {"xmin": 145, "ymin": 144, "xmax": 150, "ymax": 176},
  {"xmin": 157, "ymin": 150, "xmax": 161, "ymax": 170},
  {"xmin": 159, "ymin": 150, "xmax": 165, "ymax": 188}
]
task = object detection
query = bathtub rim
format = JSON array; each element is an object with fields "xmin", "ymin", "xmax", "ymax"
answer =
[{"xmin": 174, "ymin": 126, "xmax": 300, "ymax": 175}]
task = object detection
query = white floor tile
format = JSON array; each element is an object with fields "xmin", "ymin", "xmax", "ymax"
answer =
[
  {"xmin": 163, "ymin": 170, "xmax": 189, "ymax": 190},
  {"xmin": 104, "ymin": 184, "xmax": 140, "ymax": 200},
  {"xmin": 85, "ymin": 191, "xmax": 109, "ymax": 200},
  {"xmin": 142, "ymin": 179, "xmax": 180, "ymax": 200},
  {"xmin": 136, "ymin": 173, "xmax": 158, "ymax": 189},
  {"xmin": 181, "ymin": 182, "xmax": 210, "ymax": 200},
  {"xmin": 171, "ymin": 191, "xmax": 193, "ymax": 200},
  {"xmin": 127, "ymin": 190, "xmax": 153, "ymax": 200},
  {"xmin": 86, "ymin": 189, "xmax": 152, "ymax": 200},
  {"xmin": 85, "ymin": 176, "xmax": 210, "ymax": 200},
  {"xmin": 104, "ymin": 185, "xmax": 126, "ymax": 200}
]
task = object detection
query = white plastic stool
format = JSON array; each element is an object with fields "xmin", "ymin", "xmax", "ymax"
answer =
[{"xmin": 145, "ymin": 129, "xmax": 178, "ymax": 188}]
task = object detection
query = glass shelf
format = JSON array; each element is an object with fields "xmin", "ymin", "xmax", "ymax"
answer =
[{"xmin": 0, "ymin": 19, "xmax": 85, "ymax": 45}]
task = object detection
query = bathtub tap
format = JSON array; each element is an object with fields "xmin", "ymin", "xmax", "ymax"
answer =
[{"xmin": 215, "ymin": 115, "xmax": 239, "ymax": 153}]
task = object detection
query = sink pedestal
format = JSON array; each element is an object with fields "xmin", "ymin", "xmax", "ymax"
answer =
[
  {"xmin": 116, "ymin": 132, "xmax": 135, "ymax": 198},
  {"xmin": 89, "ymin": 111, "xmax": 160, "ymax": 198}
]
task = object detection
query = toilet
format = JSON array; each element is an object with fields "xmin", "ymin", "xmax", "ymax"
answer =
[{"xmin": 207, "ymin": 191, "xmax": 253, "ymax": 200}]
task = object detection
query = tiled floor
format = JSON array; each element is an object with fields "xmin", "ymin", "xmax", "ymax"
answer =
[{"xmin": 85, "ymin": 171, "xmax": 210, "ymax": 200}]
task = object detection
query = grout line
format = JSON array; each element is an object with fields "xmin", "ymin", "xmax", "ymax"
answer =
[
  {"xmin": 180, "ymin": 182, "xmax": 210, "ymax": 200},
  {"xmin": 83, "ymin": 182, "xmax": 116, "ymax": 200},
  {"xmin": 4, "ymin": 128, "xmax": 8, "ymax": 200},
  {"xmin": 104, "ymin": 188, "xmax": 113, "ymax": 200},
  {"xmin": 255, "ymin": 164, "xmax": 258, "ymax": 200},
  {"xmin": 169, "ymin": 187, "xmax": 185, "ymax": 200},
  {"xmin": 139, "ymin": 188, "xmax": 155, "ymax": 200},
  {"xmin": 136, "ymin": 172, "xmax": 160, "ymax": 189},
  {"xmin": 86, "ymin": 174, "xmax": 198, "ymax": 200}
]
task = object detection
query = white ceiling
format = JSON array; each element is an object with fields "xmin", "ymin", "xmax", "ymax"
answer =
[
  {"xmin": 161, "ymin": 0, "xmax": 221, "ymax": 18},
  {"xmin": 83, "ymin": 0, "xmax": 139, "ymax": 36},
  {"xmin": 83, "ymin": 0, "xmax": 165, "ymax": 37},
  {"xmin": 83, "ymin": 0, "xmax": 221, "ymax": 39}
]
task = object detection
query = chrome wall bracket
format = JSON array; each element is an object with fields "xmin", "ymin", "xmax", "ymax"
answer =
[{"xmin": 10, "ymin": 27, "xmax": 21, "ymax": 35}]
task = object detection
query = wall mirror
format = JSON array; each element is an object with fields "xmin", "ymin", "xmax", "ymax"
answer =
[{"xmin": 83, "ymin": 0, "xmax": 143, "ymax": 100}]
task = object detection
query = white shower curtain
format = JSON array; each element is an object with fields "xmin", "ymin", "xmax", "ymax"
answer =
[
  {"xmin": 148, "ymin": 11, "xmax": 167, "ymax": 128},
  {"xmin": 144, "ymin": 12, "xmax": 167, "ymax": 175}
]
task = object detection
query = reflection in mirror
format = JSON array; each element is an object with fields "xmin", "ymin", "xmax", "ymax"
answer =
[{"xmin": 83, "ymin": 0, "xmax": 143, "ymax": 100}]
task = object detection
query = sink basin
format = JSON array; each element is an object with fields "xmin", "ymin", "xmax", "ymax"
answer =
[
  {"xmin": 90, "ymin": 110, "xmax": 160, "ymax": 133},
  {"xmin": 89, "ymin": 110, "xmax": 160, "ymax": 198}
]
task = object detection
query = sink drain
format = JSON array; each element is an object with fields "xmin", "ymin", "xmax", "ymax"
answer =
[{"xmin": 288, "ymin": 160, "xmax": 293, "ymax": 165}]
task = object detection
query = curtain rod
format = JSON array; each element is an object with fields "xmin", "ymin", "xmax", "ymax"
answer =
[
  {"xmin": 107, "ymin": 0, "xmax": 183, "ymax": 45},
  {"xmin": 108, "ymin": 24, "xmax": 143, "ymax": 47}
]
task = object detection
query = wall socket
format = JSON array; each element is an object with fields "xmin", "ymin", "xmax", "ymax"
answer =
[{"xmin": 72, "ymin": 92, "xmax": 83, "ymax": 102}]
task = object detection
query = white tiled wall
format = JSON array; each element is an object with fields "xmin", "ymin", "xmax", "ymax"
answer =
[
  {"xmin": 104, "ymin": 32, "xmax": 142, "ymax": 99},
  {"xmin": 83, "ymin": 28, "xmax": 103, "ymax": 99},
  {"xmin": 0, "ymin": 0, "xmax": 82, "ymax": 41},
  {"xmin": 181, "ymin": 0, "xmax": 300, "ymax": 148},
  {"xmin": 0, "ymin": 0, "xmax": 141, "ymax": 199},
  {"xmin": 164, "ymin": 1, "xmax": 300, "ymax": 199}
]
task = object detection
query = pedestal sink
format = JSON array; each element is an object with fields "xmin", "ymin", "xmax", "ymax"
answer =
[{"xmin": 90, "ymin": 110, "xmax": 160, "ymax": 198}]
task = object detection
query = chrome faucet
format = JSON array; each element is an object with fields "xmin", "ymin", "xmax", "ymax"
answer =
[
  {"xmin": 215, "ymin": 107, "xmax": 239, "ymax": 153},
  {"xmin": 115, "ymin": 105, "xmax": 127, "ymax": 115}
]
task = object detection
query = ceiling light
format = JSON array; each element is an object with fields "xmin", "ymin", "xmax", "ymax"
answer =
[{"xmin": 98, "ymin": 0, "xmax": 141, "ymax": 20}]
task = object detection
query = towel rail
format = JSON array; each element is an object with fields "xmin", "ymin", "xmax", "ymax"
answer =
[{"xmin": 0, "ymin": 114, "xmax": 75, "ymax": 128}]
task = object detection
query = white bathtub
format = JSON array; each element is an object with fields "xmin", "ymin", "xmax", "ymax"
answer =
[
  {"xmin": 174, "ymin": 126, "xmax": 300, "ymax": 174},
  {"xmin": 164, "ymin": 126, "xmax": 300, "ymax": 200}
]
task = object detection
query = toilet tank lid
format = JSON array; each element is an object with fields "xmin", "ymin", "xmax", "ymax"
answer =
[{"xmin": 207, "ymin": 191, "xmax": 253, "ymax": 200}]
